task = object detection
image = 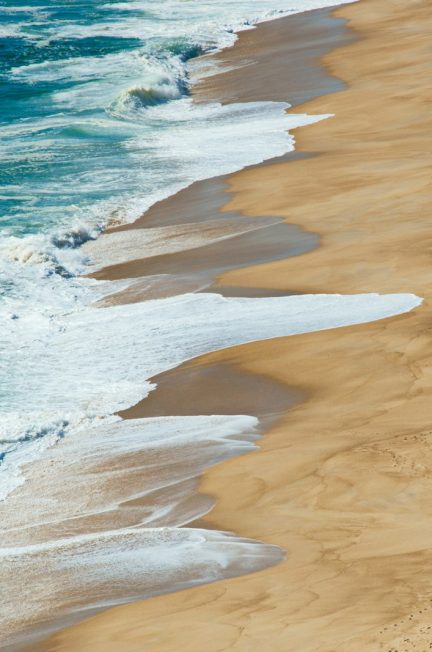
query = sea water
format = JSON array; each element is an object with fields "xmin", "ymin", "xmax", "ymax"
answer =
[{"xmin": 0, "ymin": 0, "xmax": 420, "ymax": 648}]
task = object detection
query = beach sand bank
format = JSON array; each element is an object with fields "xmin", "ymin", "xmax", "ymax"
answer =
[{"xmin": 32, "ymin": 0, "xmax": 432, "ymax": 650}]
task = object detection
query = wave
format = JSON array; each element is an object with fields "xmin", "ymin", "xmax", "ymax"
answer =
[
  {"xmin": 110, "ymin": 77, "xmax": 185, "ymax": 115},
  {"xmin": 0, "ymin": 224, "xmax": 99, "ymax": 279}
]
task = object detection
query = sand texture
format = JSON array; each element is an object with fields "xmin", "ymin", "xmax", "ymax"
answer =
[{"xmin": 34, "ymin": 0, "xmax": 432, "ymax": 650}]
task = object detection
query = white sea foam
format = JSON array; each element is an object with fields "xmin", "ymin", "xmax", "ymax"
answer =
[
  {"xmin": 0, "ymin": 291, "xmax": 422, "ymax": 500},
  {"xmin": 0, "ymin": 103, "xmax": 327, "ymax": 274},
  {"xmin": 0, "ymin": 25, "xmax": 22, "ymax": 38},
  {"xmin": 37, "ymin": 0, "xmax": 355, "ymax": 45},
  {"xmin": 0, "ymin": 525, "xmax": 282, "ymax": 650},
  {"xmin": 1, "ymin": 415, "xmax": 260, "ymax": 543},
  {"xmin": 84, "ymin": 217, "xmax": 274, "ymax": 271}
]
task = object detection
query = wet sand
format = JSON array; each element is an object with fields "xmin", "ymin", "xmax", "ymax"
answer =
[
  {"xmin": 191, "ymin": 6, "xmax": 352, "ymax": 105},
  {"xmin": 119, "ymin": 358, "xmax": 302, "ymax": 424},
  {"xmin": 32, "ymin": 0, "xmax": 432, "ymax": 651},
  {"xmin": 88, "ymin": 173, "xmax": 318, "ymax": 303}
]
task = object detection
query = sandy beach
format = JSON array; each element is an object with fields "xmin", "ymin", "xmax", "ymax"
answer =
[{"xmin": 30, "ymin": 0, "xmax": 432, "ymax": 650}]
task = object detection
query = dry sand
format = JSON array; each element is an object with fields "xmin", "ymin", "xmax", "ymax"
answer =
[{"xmin": 35, "ymin": 0, "xmax": 432, "ymax": 650}]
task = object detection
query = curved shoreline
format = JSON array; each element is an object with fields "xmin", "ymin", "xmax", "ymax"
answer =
[
  {"xmin": 21, "ymin": 0, "xmax": 432, "ymax": 650},
  {"xmin": 85, "ymin": 6, "xmax": 353, "ymax": 304}
]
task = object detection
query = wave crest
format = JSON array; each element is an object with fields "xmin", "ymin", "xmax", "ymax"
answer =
[{"xmin": 110, "ymin": 77, "xmax": 185, "ymax": 117}]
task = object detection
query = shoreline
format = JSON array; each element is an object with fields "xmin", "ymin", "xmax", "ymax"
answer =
[
  {"xmin": 85, "ymin": 5, "xmax": 352, "ymax": 305},
  {"xmin": 21, "ymin": 0, "xmax": 432, "ymax": 650}
]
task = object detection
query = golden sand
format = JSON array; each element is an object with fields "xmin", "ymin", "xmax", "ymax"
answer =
[{"xmin": 36, "ymin": 0, "xmax": 432, "ymax": 650}]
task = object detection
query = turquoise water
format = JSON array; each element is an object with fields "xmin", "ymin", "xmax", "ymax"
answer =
[
  {"xmin": 0, "ymin": 0, "xmax": 290, "ymax": 241},
  {"xmin": 0, "ymin": 2, "xmax": 197, "ymax": 239}
]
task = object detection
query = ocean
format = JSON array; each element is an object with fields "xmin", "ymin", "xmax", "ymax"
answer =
[{"xmin": 1, "ymin": 0, "xmax": 420, "ymax": 648}]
